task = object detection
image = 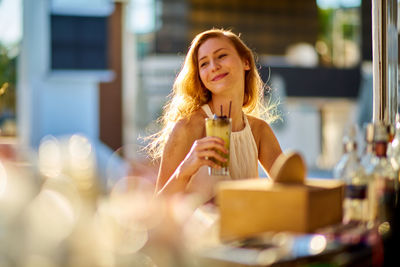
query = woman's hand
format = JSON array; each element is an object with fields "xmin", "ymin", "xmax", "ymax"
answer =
[
  {"xmin": 156, "ymin": 115, "xmax": 229, "ymax": 196},
  {"xmin": 177, "ymin": 136, "xmax": 228, "ymax": 179}
]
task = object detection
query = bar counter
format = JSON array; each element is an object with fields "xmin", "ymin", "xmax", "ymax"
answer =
[{"xmin": 189, "ymin": 203, "xmax": 386, "ymax": 267}]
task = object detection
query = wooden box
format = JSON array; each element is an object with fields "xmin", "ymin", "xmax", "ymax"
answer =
[
  {"xmin": 216, "ymin": 152, "xmax": 344, "ymax": 242},
  {"xmin": 217, "ymin": 178, "xmax": 344, "ymax": 242}
]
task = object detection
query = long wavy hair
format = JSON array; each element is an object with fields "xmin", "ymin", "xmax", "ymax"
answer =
[{"xmin": 146, "ymin": 29, "xmax": 278, "ymax": 160}]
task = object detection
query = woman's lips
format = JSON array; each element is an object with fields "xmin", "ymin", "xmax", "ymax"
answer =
[{"xmin": 212, "ymin": 73, "xmax": 228, "ymax": 81}]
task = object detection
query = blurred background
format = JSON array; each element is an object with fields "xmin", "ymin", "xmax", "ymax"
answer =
[
  {"xmin": 0, "ymin": 0, "xmax": 392, "ymax": 180},
  {"xmin": 1, "ymin": 0, "xmax": 399, "ymax": 266}
]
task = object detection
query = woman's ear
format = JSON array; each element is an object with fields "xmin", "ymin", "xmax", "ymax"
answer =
[{"xmin": 244, "ymin": 59, "xmax": 250, "ymax": 71}]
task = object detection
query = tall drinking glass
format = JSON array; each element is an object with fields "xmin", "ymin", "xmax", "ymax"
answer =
[{"xmin": 205, "ymin": 116, "xmax": 231, "ymax": 176}]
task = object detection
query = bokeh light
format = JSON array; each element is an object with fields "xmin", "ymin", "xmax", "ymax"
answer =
[
  {"xmin": 0, "ymin": 161, "xmax": 8, "ymax": 197},
  {"xmin": 38, "ymin": 135, "xmax": 62, "ymax": 178},
  {"xmin": 309, "ymin": 235, "xmax": 327, "ymax": 254}
]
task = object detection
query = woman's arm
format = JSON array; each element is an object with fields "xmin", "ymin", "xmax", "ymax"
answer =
[
  {"xmin": 156, "ymin": 119, "xmax": 227, "ymax": 196},
  {"xmin": 250, "ymin": 117, "xmax": 282, "ymax": 178}
]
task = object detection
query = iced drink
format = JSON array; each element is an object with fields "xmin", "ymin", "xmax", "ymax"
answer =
[{"xmin": 205, "ymin": 116, "xmax": 231, "ymax": 176}]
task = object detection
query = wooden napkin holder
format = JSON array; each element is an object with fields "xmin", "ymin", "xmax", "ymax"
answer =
[{"xmin": 216, "ymin": 152, "xmax": 344, "ymax": 242}]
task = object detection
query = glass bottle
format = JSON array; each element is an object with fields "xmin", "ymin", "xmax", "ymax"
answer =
[
  {"xmin": 333, "ymin": 125, "xmax": 359, "ymax": 179},
  {"xmin": 388, "ymin": 114, "xmax": 400, "ymax": 164},
  {"xmin": 387, "ymin": 115, "xmax": 400, "ymax": 231},
  {"xmin": 360, "ymin": 123, "xmax": 374, "ymax": 171},
  {"xmin": 387, "ymin": 124, "xmax": 395, "ymax": 144},
  {"xmin": 366, "ymin": 123, "xmax": 398, "ymax": 228},
  {"xmin": 333, "ymin": 125, "xmax": 369, "ymax": 223}
]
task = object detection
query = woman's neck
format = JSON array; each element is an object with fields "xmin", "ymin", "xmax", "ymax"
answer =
[{"xmin": 209, "ymin": 98, "xmax": 244, "ymax": 132}]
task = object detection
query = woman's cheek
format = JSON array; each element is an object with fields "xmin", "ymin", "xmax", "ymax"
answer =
[{"xmin": 199, "ymin": 71, "xmax": 207, "ymax": 84}]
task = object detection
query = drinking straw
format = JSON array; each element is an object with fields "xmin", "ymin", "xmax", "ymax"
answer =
[
  {"xmin": 228, "ymin": 101, "xmax": 232, "ymax": 118},
  {"xmin": 220, "ymin": 105, "xmax": 223, "ymax": 117}
]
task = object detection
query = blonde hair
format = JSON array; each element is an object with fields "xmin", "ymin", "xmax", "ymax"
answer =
[{"xmin": 146, "ymin": 29, "xmax": 278, "ymax": 159}]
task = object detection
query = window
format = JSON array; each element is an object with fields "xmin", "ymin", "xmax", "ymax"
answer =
[{"xmin": 51, "ymin": 15, "xmax": 108, "ymax": 70}]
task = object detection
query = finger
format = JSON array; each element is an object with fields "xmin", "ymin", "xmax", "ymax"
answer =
[
  {"xmin": 194, "ymin": 140, "xmax": 228, "ymax": 154},
  {"xmin": 198, "ymin": 150, "xmax": 228, "ymax": 163},
  {"xmin": 203, "ymin": 159, "xmax": 222, "ymax": 169},
  {"xmin": 200, "ymin": 136, "xmax": 225, "ymax": 145}
]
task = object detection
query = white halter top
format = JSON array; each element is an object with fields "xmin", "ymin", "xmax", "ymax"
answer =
[
  {"xmin": 201, "ymin": 104, "xmax": 259, "ymax": 179},
  {"xmin": 185, "ymin": 104, "xmax": 259, "ymax": 200}
]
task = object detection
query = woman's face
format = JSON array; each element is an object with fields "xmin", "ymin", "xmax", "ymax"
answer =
[{"xmin": 197, "ymin": 37, "xmax": 250, "ymax": 96}]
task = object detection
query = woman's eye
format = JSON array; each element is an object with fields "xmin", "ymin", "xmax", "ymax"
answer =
[
  {"xmin": 218, "ymin": 54, "xmax": 227, "ymax": 59},
  {"xmin": 200, "ymin": 62, "xmax": 208, "ymax": 68}
]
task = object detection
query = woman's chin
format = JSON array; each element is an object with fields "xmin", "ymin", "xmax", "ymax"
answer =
[{"xmin": 208, "ymin": 85, "xmax": 230, "ymax": 95}]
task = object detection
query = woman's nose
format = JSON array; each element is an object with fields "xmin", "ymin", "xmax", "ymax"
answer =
[{"xmin": 210, "ymin": 60, "xmax": 221, "ymax": 71}]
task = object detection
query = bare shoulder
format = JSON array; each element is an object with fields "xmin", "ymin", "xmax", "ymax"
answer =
[
  {"xmin": 166, "ymin": 108, "xmax": 207, "ymax": 148},
  {"xmin": 246, "ymin": 114, "xmax": 280, "ymax": 149},
  {"xmin": 247, "ymin": 114, "xmax": 282, "ymax": 173},
  {"xmin": 247, "ymin": 115, "xmax": 274, "ymax": 137}
]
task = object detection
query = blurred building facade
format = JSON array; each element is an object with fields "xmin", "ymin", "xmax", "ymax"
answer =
[
  {"xmin": 18, "ymin": 0, "xmax": 121, "ymax": 150},
  {"xmin": 152, "ymin": 0, "xmax": 319, "ymax": 55}
]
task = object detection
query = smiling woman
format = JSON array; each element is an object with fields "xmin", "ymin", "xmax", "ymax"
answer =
[
  {"xmin": 197, "ymin": 38, "xmax": 250, "ymax": 101},
  {"xmin": 145, "ymin": 29, "xmax": 282, "ymax": 199}
]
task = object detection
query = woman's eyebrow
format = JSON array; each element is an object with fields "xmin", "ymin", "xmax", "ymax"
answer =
[{"xmin": 198, "ymin": 47, "xmax": 228, "ymax": 62}]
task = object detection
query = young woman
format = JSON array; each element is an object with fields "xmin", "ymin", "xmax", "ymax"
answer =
[{"xmin": 147, "ymin": 29, "xmax": 282, "ymax": 197}]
